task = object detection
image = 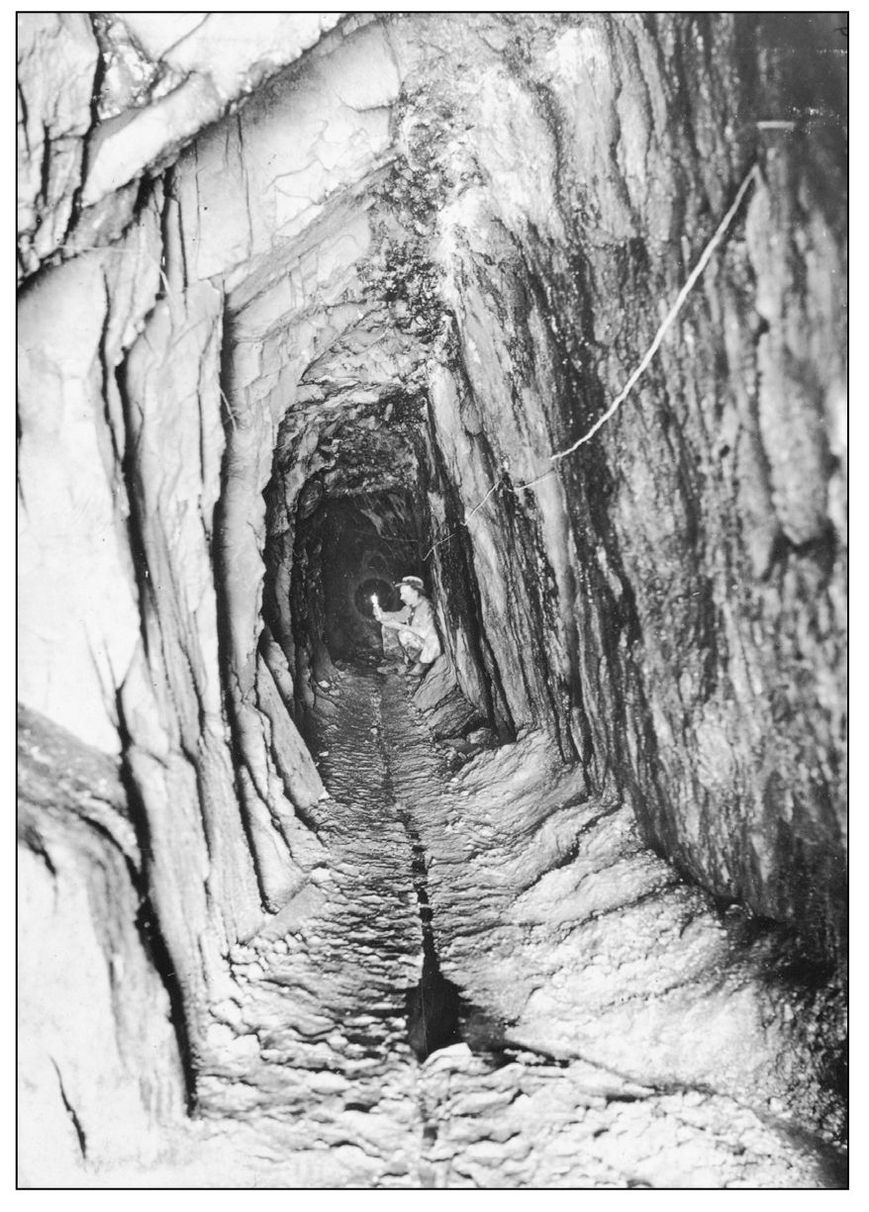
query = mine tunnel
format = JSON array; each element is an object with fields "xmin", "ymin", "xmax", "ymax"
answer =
[{"xmin": 17, "ymin": 11, "xmax": 846, "ymax": 1190}]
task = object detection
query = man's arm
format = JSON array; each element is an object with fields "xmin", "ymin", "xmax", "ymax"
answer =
[
  {"xmin": 375, "ymin": 601, "xmax": 429, "ymax": 639},
  {"xmin": 386, "ymin": 599, "xmax": 433, "ymax": 641},
  {"xmin": 374, "ymin": 605, "xmax": 415, "ymax": 633},
  {"xmin": 379, "ymin": 619, "xmax": 426, "ymax": 638}
]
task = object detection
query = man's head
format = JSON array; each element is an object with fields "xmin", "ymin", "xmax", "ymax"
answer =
[{"xmin": 395, "ymin": 575, "xmax": 425, "ymax": 605}]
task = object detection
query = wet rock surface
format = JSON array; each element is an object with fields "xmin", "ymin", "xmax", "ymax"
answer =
[{"xmin": 63, "ymin": 668, "xmax": 842, "ymax": 1188}]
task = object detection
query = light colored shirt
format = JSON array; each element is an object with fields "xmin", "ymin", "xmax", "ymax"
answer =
[{"xmin": 406, "ymin": 596, "xmax": 441, "ymax": 664}]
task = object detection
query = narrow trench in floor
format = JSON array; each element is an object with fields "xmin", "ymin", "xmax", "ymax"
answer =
[
  {"xmin": 363, "ymin": 643, "xmax": 467, "ymax": 1065},
  {"xmin": 374, "ymin": 664, "xmax": 508, "ymax": 1071},
  {"xmin": 397, "ymin": 807, "xmax": 462, "ymax": 1062}
]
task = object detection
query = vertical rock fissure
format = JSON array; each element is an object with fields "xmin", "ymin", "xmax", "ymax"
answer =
[
  {"xmin": 114, "ymin": 360, "xmax": 157, "ymax": 662},
  {"xmin": 132, "ymin": 899, "xmax": 199, "ymax": 1114},
  {"xmin": 212, "ymin": 580, "xmax": 272, "ymax": 912},
  {"xmin": 51, "ymin": 1059, "xmax": 87, "ymax": 1159},
  {"xmin": 114, "ymin": 702, "xmax": 199, "ymax": 1112}
]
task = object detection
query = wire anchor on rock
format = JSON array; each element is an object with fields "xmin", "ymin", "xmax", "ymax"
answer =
[{"xmin": 423, "ymin": 473, "xmax": 505, "ymax": 561}]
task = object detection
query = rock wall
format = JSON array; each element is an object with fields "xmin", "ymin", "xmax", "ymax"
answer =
[
  {"xmin": 18, "ymin": 708, "xmax": 187, "ymax": 1182},
  {"xmin": 390, "ymin": 12, "xmax": 846, "ymax": 954}
]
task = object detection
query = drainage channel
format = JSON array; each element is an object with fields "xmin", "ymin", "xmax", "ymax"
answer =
[
  {"xmin": 365, "ymin": 674, "xmax": 465, "ymax": 1062},
  {"xmin": 397, "ymin": 808, "xmax": 463, "ymax": 1061}
]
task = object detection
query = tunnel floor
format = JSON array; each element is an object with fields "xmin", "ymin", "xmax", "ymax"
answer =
[{"xmin": 112, "ymin": 664, "xmax": 843, "ymax": 1189}]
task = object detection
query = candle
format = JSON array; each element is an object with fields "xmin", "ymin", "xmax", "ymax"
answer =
[{"xmin": 371, "ymin": 593, "xmax": 379, "ymax": 608}]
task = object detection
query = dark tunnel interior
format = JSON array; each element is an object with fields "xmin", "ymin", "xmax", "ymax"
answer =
[{"xmin": 293, "ymin": 489, "xmax": 426, "ymax": 665}]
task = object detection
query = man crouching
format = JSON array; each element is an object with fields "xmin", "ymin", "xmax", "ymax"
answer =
[{"xmin": 374, "ymin": 575, "xmax": 442, "ymax": 680}]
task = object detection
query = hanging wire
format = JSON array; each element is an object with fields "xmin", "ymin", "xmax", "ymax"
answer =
[
  {"xmin": 62, "ymin": 164, "xmax": 763, "ymax": 564},
  {"xmin": 424, "ymin": 161, "xmax": 762, "ymax": 558}
]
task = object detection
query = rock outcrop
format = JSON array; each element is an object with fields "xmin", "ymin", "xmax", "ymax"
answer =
[
  {"xmin": 18, "ymin": 707, "xmax": 187, "ymax": 1182},
  {"xmin": 17, "ymin": 11, "xmax": 846, "ymax": 1188},
  {"xmin": 17, "ymin": 11, "xmax": 343, "ymax": 279}
]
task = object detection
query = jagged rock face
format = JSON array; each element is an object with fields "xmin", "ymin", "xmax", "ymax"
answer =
[
  {"xmin": 18, "ymin": 708, "xmax": 187, "ymax": 1182},
  {"xmin": 18, "ymin": 11, "xmax": 845, "ymax": 1182},
  {"xmin": 16, "ymin": 11, "xmax": 342, "ymax": 278},
  {"xmin": 384, "ymin": 13, "xmax": 846, "ymax": 955}
]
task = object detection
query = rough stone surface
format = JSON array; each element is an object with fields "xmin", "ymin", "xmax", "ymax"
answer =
[
  {"xmin": 400, "ymin": 13, "xmax": 846, "ymax": 953},
  {"xmin": 18, "ymin": 217, "xmax": 163, "ymax": 753},
  {"xmin": 17, "ymin": 12, "xmax": 99, "ymax": 279},
  {"xmin": 18, "ymin": 707, "xmax": 187, "ymax": 1184},
  {"xmin": 17, "ymin": 12, "xmax": 344, "ymax": 279}
]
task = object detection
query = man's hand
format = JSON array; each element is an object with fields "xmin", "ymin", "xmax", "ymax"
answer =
[{"xmin": 373, "ymin": 603, "xmax": 383, "ymax": 622}]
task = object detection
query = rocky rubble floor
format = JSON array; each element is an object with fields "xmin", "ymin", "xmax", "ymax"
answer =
[{"xmin": 77, "ymin": 666, "xmax": 845, "ymax": 1188}]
